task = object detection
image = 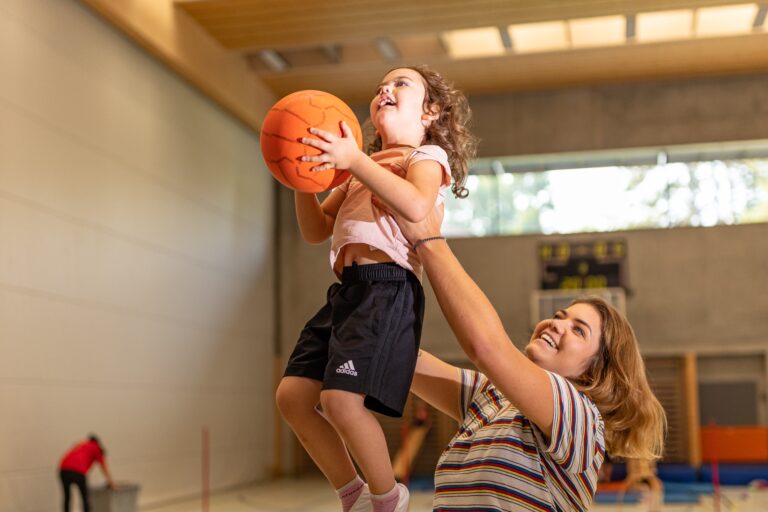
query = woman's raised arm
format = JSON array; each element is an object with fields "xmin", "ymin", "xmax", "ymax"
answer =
[{"xmin": 398, "ymin": 207, "xmax": 557, "ymax": 438}]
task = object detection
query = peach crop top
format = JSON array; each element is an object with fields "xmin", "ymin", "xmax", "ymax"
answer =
[{"xmin": 330, "ymin": 145, "xmax": 452, "ymax": 280}]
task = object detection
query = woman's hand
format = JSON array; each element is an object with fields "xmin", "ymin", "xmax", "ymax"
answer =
[
  {"xmin": 300, "ymin": 121, "xmax": 362, "ymax": 172},
  {"xmin": 392, "ymin": 203, "xmax": 445, "ymax": 245}
]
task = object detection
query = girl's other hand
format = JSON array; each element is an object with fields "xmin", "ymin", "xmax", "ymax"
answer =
[
  {"xmin": 299, "ymin": 121, "xmax": 361, "ymax": 172},
  {"xmin": 393, "ymin": 204, "xmax": 444, "ymax": 245}
]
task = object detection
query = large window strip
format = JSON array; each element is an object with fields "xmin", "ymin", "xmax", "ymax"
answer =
[{"xmin": 445, "ymin": 142, "xmax": 768, "ymax": 237}]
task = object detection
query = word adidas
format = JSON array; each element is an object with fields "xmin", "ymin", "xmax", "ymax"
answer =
[{"xmin": 336, "ymin": 360, "xmax": 358, "ymax": 376}]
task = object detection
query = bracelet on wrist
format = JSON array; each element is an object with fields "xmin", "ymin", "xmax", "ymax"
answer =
[{"xmin": 412, "ymin": 236, "xmax": 446, "ymax": 251}]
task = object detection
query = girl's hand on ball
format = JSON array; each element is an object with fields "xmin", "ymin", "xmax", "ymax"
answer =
[{"xmin": 300, "ymin": 121, "xmax": 361, "ymax": 172}]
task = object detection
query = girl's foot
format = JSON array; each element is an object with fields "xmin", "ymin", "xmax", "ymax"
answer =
[
  {"xmin": 347, "ymin": 484, "xmax": 371, "ymax": 512},
  {"xmin": 371, "ymin": 483, "xmax": 409, "ymax": 512},
  {"xmin": 338, "ymin": 476, "xmax": 370, "ymax": 512}
]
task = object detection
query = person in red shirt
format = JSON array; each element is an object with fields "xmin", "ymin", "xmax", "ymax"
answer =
[{"xmin": 58, "ymin": 435, "xmax": 116, "ymax": 512}]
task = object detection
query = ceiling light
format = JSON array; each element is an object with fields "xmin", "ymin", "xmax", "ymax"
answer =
[
  {"xmin": 321, "ymin": 44, "xmax": 341, "ymax": 64},
  {"xmin": 696, "ymin": 4, "xmax": 759, "ymax": 37},
  {"xmin": 570, "ymin": 15, "xmax": 626, "ymax": 48},
  {"xmin": 755, "ymin": 5, "xmax": 768, "ymax": 28},
  {"xmin": 442, "ymin": 27, "xmax": 506, "ymax": 59},
  {"xmin": 259, "ymin": 49, "xmax": 289, "ymax": 72},
  {"xmin": 626, "ymin": 14, "xmax": 637, "ymax": 39},
  {"xmin": 508, "ymin": 20, "xmax": 569, "ymax": 53},
  {"xmin": 374, "ymin": 38, "xmax": 400, "ymax": 61},
  {"xmin": 635, "ymin": 9, "xmax": 694, "ymax": 43}
]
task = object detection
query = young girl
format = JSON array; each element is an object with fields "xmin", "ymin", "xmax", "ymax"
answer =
[{"xmin": 275, "ymin": 65, "xmax": 478, "ymax": 512}]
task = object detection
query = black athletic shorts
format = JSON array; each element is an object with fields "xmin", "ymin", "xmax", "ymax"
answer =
[{"xmin": 283, "ymin": 262, "xmax": 424, "ymax": 417}]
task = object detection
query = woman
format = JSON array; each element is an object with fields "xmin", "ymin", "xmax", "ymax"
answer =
[{"xmin": 400, "ymin": 207, "xmax": 666, "ymax": 511}]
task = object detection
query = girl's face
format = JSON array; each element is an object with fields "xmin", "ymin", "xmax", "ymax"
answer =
[
  {"xmin": 525, "ymin": 303, "xmax": 603, "ymax": 379},
  {"xmin": 369, "ymin": 68, "xmax": 432, "ymax": 147}
]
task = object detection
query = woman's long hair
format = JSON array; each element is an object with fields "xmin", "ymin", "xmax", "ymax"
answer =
[
  {"xmin": 571, "ymin": 297, "xmax": 667, "ymax": 460},
  {"xmin": 366, "ymin": 65, "xmax": 479, "ymax": 198}
]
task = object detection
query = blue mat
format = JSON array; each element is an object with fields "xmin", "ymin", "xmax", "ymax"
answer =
[
  {"xmin": 404, "ymin": 475, "xmax": 435, "ymax": 492},
  {"xmin": 657, "ymin": 463, "xmax": 699, "ymax": 483},
  {"xmin": 607, "ymin": 463, "xmax": 700, "ymax": 482},
  {"xmin": 700, "ymin": 464, "xmax": 768, "ymax": 485},
  {"xmin": 664, "ymin": 482, "xmax": 714, "ymax": 503},
  {"xmin": 594, "ymin": 490, "xmax": 641, "ymax": 504},
  {"xmin": 595, "ymin": 482, "xmax": 713, "ymax": 504}
]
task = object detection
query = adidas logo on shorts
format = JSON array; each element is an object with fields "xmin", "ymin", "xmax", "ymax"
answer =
[{"xmin": 336, "ymin": 360, "xmax": 358, "ymax": 376}]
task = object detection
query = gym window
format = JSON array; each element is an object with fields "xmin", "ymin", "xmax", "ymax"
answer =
[{"xmin": 444, "ymin": 140, "xmax": 768, "ymax": 237}]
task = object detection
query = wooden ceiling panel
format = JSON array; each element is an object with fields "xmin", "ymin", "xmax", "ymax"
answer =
[
  {"xmin": 89, "ymin": 1, "xmax": 768, "ymax": 132},
  {"xmin": 255, "ymin": 33, "xmax": 768, "ymax": 105},
  {"xmin": 177, "ymin": 0, "xmax": 756, "ymax": 50},
  {"xmin": 394, "ymin": 34, "xmax": 447, "ymax": 60},
  {"xmin": 280, "ymin": 47, "xmax": 337, "ymax": 67},
  {"xmin": 340, "ymin": 41, "xmax": 387, "ymax": 64}
]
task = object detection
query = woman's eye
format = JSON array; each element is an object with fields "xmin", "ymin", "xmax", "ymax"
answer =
[{"xmin": 575, "ymin": 327, "xmax": 585, "ymax": 336}]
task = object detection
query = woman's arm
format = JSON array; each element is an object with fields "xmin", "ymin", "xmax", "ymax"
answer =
[
  {"xmin": 399, "ymin": 208, "xmax": 556, "ymax": 437},
  {"xmin": 294, "ymin": 188, "xmax": 346, "ymax": 244},
  {"xmin": 411, "ymin": 350, "xmax": 463, "ymax": 422}
]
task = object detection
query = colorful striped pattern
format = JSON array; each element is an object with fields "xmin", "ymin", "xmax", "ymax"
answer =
[{"xmin": 433, "ymin": 369, "xmax": 605, "ymax": 511}]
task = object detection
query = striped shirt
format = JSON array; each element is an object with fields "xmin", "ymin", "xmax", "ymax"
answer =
[{"xmin": 433, "ymin": 369, "xmax": 605, "ymax": 512}]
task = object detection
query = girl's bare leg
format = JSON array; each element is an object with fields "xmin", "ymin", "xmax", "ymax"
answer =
[
  {"xmin": 320, "ymin": 389, "xmax": 396, "ymax": 495},
  {"xmin": 275, "ymin": 376, "xmax": 357, "ymax": 487}
]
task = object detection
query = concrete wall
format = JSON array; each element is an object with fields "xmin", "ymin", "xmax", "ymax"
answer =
[
  {"xmin": 470, "ymin": 73, "xmax": 768, "ymax": 157},
  {"xmin": 351, "ymin": 73, "xmax": 768, "ymax": 158},
  {"xmin": 0, "ymin": 1, "xmax": 274, "ymax": 510},
  {"xmin": 280, "ymin": 206, "xmax": 768, "ymax": 356}
]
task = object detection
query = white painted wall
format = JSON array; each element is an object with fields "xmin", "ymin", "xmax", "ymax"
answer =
[{"xmin": 0, "ymin": 1, "xmax": 275, "ymax": 510}]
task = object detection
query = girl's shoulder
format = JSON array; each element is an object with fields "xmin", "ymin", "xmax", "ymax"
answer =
[
  {"xmin": 406, "ymin": 145, "xmax": 451, "ymax": 175},
  {"xmin": 370, "ymin": 146, "xmax": 412, "ymax": 164},
  {"xmin": 370, "ymin": 145, "xmax": 447, "ymax": 160},
  {"xmin": 410, "ymin": 144, "xmax": 448, "ymax": 160}
]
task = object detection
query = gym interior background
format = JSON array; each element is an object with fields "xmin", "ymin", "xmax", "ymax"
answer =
[{"xmin": 2, "ymin": 1, "xmax": 767, "ymax": 510}]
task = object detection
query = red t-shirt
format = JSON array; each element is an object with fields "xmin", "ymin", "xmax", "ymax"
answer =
[{"xmin": 59, "ymin": 440, "xmax": 104, "ymax": 474}]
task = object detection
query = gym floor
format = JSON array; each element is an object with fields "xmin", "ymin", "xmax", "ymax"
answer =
[{"xmin": 144, "ymin": 477, "xmax": 762, "ymax": 512}]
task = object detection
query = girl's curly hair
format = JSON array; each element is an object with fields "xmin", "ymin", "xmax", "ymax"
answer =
[{"xmin": 365, "ymin": 65, "xmax": 479, "ymax": 198}]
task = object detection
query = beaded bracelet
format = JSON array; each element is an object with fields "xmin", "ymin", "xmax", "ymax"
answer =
[{"xmin": 412, "ymin": 236, "xmax": 446, "ymax": 251}]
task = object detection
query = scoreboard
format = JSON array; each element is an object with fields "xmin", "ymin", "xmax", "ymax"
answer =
[{"xmin": 538, "ymin": 239, "xmax": 627, "ymax": 290}]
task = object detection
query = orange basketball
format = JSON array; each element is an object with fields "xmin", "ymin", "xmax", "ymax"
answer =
[{"xmin": 260, "ymin": 90, "xmax": 363, "ymax": 193}]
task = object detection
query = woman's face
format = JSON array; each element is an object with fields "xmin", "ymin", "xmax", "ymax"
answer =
[{"xmin": 525, "ymin": 303, "xmax": 603, "ymax": 379}]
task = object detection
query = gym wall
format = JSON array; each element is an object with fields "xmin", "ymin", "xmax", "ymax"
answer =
[{"xmin": 0, "ymin": 1, "xmax": 275, "ymax": 510}]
